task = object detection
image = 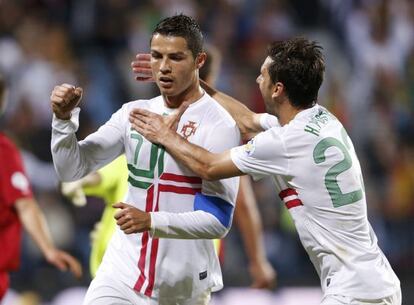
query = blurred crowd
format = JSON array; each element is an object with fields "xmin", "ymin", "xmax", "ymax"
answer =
[{"xmin": 0, "ymin": 0, "xmax": 414, "ymax": 303}]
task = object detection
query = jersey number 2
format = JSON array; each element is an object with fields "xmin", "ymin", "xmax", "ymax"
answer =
[{"xmin": 313, "ymin": 129, "xmax": 363, "ymax": 208}]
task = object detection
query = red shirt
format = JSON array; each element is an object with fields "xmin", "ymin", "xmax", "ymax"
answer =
[{"xmin": 0, "ymin": 133, "xmax": 33, "ymax": 271}]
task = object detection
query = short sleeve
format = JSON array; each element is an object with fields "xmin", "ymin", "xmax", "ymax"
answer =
[
  {"xmin": 259, "ymin": 113, "xmax": 280, "ymax": 130},
  {"xmin": 0, "ymin": 138, "xmax": 33, "ymax": 207},
  {"xmin": 230, "ymin": 127, "xmax": 289, "ymax": 181}
]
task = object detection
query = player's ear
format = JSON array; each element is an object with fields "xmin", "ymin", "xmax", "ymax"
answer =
[
  {"xmin": 271, "ymin": 82, "xmax": 284, "ymax": 99},
  {"xmin": 195, "ymin": 52, "xmax": 207, "ymax": 69}
]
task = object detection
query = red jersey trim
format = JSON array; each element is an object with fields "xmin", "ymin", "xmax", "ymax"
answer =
[
  {"xmin": 134, "ymin": 173, "xmax": 202, "ymax": 297},
  {"xmin": 160, "ymin": 173, "xmax": 202, "ymax": 184},
  {"xmin": 279, "ymin": 188, "xmax": 303, "ymax": 209}
]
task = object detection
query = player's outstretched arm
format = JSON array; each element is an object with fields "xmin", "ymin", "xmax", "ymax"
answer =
[
  {"xmin": 51, "ymin": 83, "xmax": 125, "ymax": 181},
  {"xmin": 130, "ymin": 108, "xmax": 243, "ymax": 181},
  {"xmin": 15, "ymin": 197, "xmax": 82, "ymax": 278},
  {"xmin": 200, "ymin": 80, "xmax": 264, "ymax": 141}
]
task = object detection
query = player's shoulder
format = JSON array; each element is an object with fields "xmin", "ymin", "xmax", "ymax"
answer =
[
  {"xmin": 194, "ymin": 93, "xmax": 237, "ymax": 128},
  {"xmin": 121, "ymin": 96, "xmax": 163, "ymax": 112}
]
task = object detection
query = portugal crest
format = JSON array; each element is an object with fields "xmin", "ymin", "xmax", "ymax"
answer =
[{"xmin": 180, "ymin": 121, "xmax": 198, "ymax": 139}]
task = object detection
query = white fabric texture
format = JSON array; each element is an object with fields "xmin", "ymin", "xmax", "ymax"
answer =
[
  {"xmin": 51, "ymin": 92, "xmax": 240, "ymax": 300},
  {"xmin": 230, "ymin": 104, "xmax": 400, "ymax": 299}
]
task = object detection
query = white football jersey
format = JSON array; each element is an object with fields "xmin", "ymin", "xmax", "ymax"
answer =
[
  {"xmin": 51, "ymin": 92, "xmax": 240, "ymax": 300},
  {"xmin": 231, "ymin": 104, "xmax": 400, "ymax": 299}
]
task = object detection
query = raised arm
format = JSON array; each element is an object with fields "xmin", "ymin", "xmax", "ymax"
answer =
[{"xmin": 50, "ymin": 84, "xmax": 124, "ymax": 181}]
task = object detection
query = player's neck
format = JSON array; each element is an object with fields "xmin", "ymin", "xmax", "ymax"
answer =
[
  {"xmin": 278, "ymin": 104, "xmax": 303, "ymax": 126},
  {"xmin": 163, "ymin": 81, "xmax": 203, "ymax": 109}
]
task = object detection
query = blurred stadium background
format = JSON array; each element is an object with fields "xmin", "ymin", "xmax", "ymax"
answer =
[{"xmin": 0, "ymin": 0, "xmax": 413, "ymax": 304}]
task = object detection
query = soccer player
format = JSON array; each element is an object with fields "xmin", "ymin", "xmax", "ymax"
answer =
[
  {"xmin": 0, "ymin": 75, "xmax": 82, "ymax": 301},
  {"xmin": 61, "ymin": 46, "xmax": 275, "ymax": 289},
  {"xmin": 130, "ymin": 38, "xmax": 402, "ymax": 305},
  {"xmin": 133, "ymin": 47, "xmax": 276, "ymax": 289},
  {"xmin": 50, "ymin": 15, "xmax": 240, "ymax": 305}
]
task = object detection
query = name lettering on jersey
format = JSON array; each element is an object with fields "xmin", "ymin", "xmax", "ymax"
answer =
[
  {"xmin": 180, "ymin": 121, "xmax": 198, "ymax": 140},
  {"xmin": 304, "ymin": 109, "xmax": 334, "ymax": 137}
]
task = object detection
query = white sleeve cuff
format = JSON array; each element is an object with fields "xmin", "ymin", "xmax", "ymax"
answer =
[
  {"xmin": 149, "ymin": 212, "xmax": 169, "ymax": 237},
  {"xmin": 52, "ymin": 108, "xmax": 81, "ymax": 134}
]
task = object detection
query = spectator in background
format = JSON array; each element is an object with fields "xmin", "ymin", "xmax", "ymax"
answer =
[
  {"xmin": 0, "ymin": 75, "xmax": 82, "ymax": 301},
  {"xmin": 345, "ymin": 0, "xmax": 414, "ymax": 144}
]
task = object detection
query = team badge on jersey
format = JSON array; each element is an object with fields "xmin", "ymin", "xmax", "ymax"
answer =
[
  {"xmin": 243, "ymin": 138, "xmax": 256, "ymax": 156},
  {"xmin": 180, "ymin": 121, "xmax": 198, "ymax": 139}
]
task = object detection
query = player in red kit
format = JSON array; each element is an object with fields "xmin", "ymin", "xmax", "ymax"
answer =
[{"xmin": 0, "ymin": 75, "xmax": 82, "ymax": 300}]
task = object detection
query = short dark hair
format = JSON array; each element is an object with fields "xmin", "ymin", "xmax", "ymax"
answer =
[
  {"xmin": 151, "ymin": 14, "xmax": 204, "ymax": 58},
  {"xmin": 267, "ymin": 38, "xmax": 325, "ymax": 109}
]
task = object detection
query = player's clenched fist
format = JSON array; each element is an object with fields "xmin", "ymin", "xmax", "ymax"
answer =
[{"xmin": 50, "ymin": 83, "xmax": 83, "ymax": 120}]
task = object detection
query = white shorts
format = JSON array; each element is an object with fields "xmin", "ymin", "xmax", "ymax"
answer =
[
  {"xmin": 82, "ymin": 272, "xmax": 211, "ymax": 305},
  {"xmin": 320, "ymin": 288, "xmax": 402, "ymax": 305}
]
